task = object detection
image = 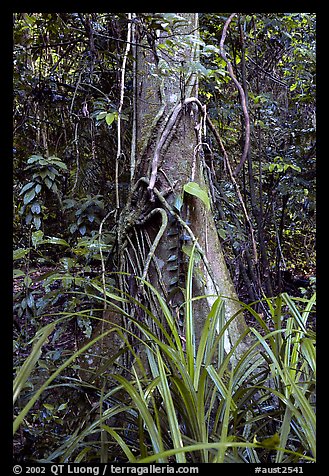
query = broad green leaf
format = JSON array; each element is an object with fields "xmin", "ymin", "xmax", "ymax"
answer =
[
  {"xmin": 31, "ymin": 202, "xmax": 41, "ymax": 214},
  {"xmin": 96, "ymin": 111, "xmax": 107, "ymax": 120},
  {"xmin": 24, "ymin": 14, "xmax": 36, "ymax": 26},
  {"xmin": 23, "ymin": 188, "xmax": 36, "ymax": 205},
  {"xmin": 255, "ymin": 433, "xmax": 280, "ymax": 449},
  {"xmin": 44, "ymin": 177, "xmax": 54, "ymax": 189},
  {"xmin": 19, "ymin": 182, "xmax": 34, "ymax": 196},
  {"xmin": 183, "ymin": 182, "xmax": 210, "ymax": 210},
  {"xmin": 48, "ymin": 156, "xmax": 67, "ymax": 169},
  {"xmin": 218, "ymin": 228, "xmax": 226, "ymax": 239},
  {"xmin": 182, "ymin": 244, "xmax": 201, "ymax": 262},
  {"xmin": 31, "ymin": 230, "xmax": 44, "ymax": 247},
  {"xmin": 289, "ymin": 164, "xmax": 301, "ymax": 172},
  {"xmin": 33, "ymin": 215, "xmax": 41, "ymax": 230},
  {"xmin": 38, "ymin": 158, "xmax": 50, "ymax": 166},
  {"xmin": 13, "ymin": 269, "xmax": 25, "ymax": 278},
  {"xmin": 44, "ymin": 237, "xmax": 70, "ymax": 247},
  {"xmin": 27, "ymin": 154, "xmax": 44, "ymax": 164},
  {"xmin": 36, "ymin": 169, "xmax": 48, "ymax": 180},
  {"xmin": 105, "ymin": 112, "xmax": 116, "ymax": 125},
  {"xmin": 13, "ymin": 248, "xmax": 30, "ymax": 260},
  {"xmin": 79, "ymin": 225, "xmax": 86, "ymax": 236}
]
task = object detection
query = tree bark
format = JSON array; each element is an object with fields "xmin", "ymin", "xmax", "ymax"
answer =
[
  {"xmin": 129, "ymin": 13, "xmax": 248, "ymax": 356},
  {"xmin": 82, "ymin": 14, "xmax": 250, "ymax": 379}
]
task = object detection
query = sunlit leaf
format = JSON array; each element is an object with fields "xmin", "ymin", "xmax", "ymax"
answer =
[
  {"xmin": 183, "ymin": 182, "xmax": 210, "ymax": 210},
  {"xmin": 44, "ymin": 237, "xmax": 70, "ymax": 247},
  {"xmin": 105, "ymin": 112, "xmax": 116, "ymax": 125},
  {"xmin": 254, "ymin": 433, "xmax": 280, "ymax": 450},
  {"xmin": 13, "ymin": 248, "xmax": 30, "ymax": 260}
]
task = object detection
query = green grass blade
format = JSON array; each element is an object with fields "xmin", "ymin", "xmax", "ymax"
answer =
[
  {"xmin": 59, "ymin": 401, "xmax": 131, "ymax": 462},
  {"xmin": 300, "ymin": 337, "xmax": 316, "ymax": 374},
  {"xmin": 284, "ymin": 371, "xmax": 316, "ymax": 457},
  {"xmin": 250, "ymin": 327, "xmax": 286, "ymax": 383},
  {"xmin": 156, "ymin": 347, "xmax": 186, "ymax": 463},
  {"xmin": 136, "ymin": 440, "xmax": 315, "ymax": 463},
  {"xmin": 13, "ymin": 326, "xmax": 117, "ymax": 434},
  {"xmin": 216, "ymin": 373, "xmax": 235, "ymax": 463},
  {"xmin": 206, "ymin": 365, "xmax": 237, "ymax": 412},
  {"xmin": 185, "ymin": 242, "xmax": 196, "ymax": 382},
  {"xmin": 101, "ymin": 425, "xmax": 137, "ymax": 462},
  {"xmin": 13, "ymin": 322, "xmax": 55, "ymax": 404},
  {"xmin": 281, "ymin": 293, "xmax": 307, "ymax": 333},
  {"xmin": 136, "ymin": 277, "xmax": 184, "ymax": 357},
  {"xmin": 275, "ymin": 406, "xmax": 292, "ymax": 463},
  {"xmin": 112, "ymin": 373, "xmax": 165, "ymax": 461},
  {"xmin": 74, "ymin": 447, "xmax": 93, "ymax": 463},
  {"xmin": 301, "ymin": 292, "xmax": 316, "ymax": 327},
  {"xmin": 194, "ymin": 297, "xmax": 224, "ymax": 387}
]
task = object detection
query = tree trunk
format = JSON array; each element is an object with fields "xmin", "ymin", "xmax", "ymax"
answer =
[
  {"xmin": 130, "ymin": 13, "xmax": 248, "ymax": 354},
  {"xmin": 82, "ymin": 13, "xmax": 249, "ymax": 379}
]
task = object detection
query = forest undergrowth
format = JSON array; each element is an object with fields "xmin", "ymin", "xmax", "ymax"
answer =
[{"xmin": 13, "ymin": 248, "xmax": 316, "ymax": 464}]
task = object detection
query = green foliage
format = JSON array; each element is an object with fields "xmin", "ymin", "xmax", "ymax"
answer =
[
  {"xmin": 13, "ymin": 12, "xmax": 316, "ymax": 463},
  {"xmin": 19, "ymin": 155, "xmax": 67, "ymax": 231},
  {"xmin": 63, "ymin": 195, "xmax": 105, "ymax": 237},
  {"xmin": 13, "ymin": 245, "xmax": 316, "ymax": 463},
  {"xmin": 199, "ymin": 12, "xmax": 315, "ymax": 288},
  {"xmin": 13, "ymin": 12, "xmax": 316, "ymax": 282}
]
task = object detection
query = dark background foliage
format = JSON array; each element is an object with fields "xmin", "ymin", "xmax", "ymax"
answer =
[{"xmin": 13, "ymin": 13, "xmax": 316, "ymax": 463}]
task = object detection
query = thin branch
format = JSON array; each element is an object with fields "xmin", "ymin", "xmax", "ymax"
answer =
[
  {"xmin": 98, "ymin": 209, "xmax": 115, "ymax": 358},
  {"xmin": 246, "ymin": 55, "xmax": 288, "ymax": 87},
  {"xmin": 116, "ymin": 13, "xmax": 132, "ymax": 214},
  {"xmin": 206, "ymin": 116, "xmax": 258, "ymax": 267},
  {"xmin": 130, "ymin": 13, "xmax": 137, "ymax": 181},
  {"xmin": 219, "ymin": 13, "xmax": 250, "ymax": 177},
  {"xmin": 71, "ymin": 122, "xmax": 80, "ymax": 195},
  {"xmin": 99, "ymin": 210, "xmax": 115, "ymax": 312}
]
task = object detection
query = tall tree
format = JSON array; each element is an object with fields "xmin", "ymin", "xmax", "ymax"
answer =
[{"xmin": 88, "ymin": 13, "xmax": 249, "ymax": 373}]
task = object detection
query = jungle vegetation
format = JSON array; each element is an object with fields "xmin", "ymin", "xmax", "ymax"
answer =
[{"xmin": 13, "ymin": 12, "xmax": 316, "ymax": 464}]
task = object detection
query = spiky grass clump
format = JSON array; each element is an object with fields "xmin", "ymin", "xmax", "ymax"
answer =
[{"xmin": 14, "ymin": 250, "xmax": 316, "ymax": 463}]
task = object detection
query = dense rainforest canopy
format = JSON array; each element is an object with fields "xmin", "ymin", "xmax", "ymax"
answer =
[{"xmin": 13, "ymin": 13, "xmax": 316, "ymax": 465}]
